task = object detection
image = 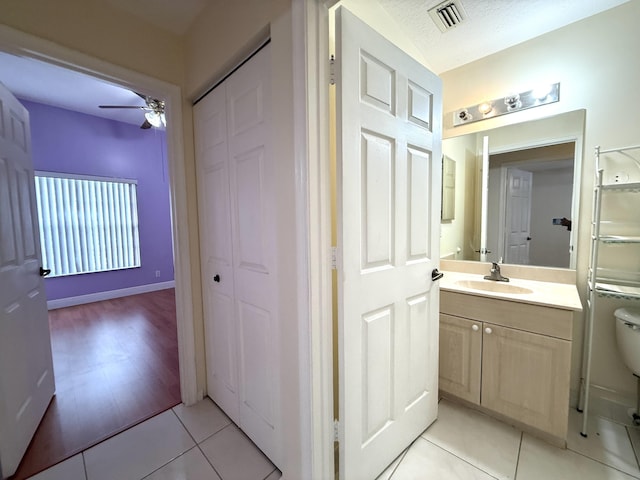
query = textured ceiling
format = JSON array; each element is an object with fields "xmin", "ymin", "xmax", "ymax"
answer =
[{"xmin": 377, "ymin": 0, "xmax": 629, "ymax": 73}]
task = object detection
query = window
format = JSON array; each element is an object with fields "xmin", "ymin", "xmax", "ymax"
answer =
[{"xmin": 35, "ymin": 172, "xmax": 141, "ymax": 277}]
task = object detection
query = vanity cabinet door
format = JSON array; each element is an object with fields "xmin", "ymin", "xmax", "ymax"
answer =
[
  {"xmin": 481, "ymin": 323, "xmax": 571, "ymax": 439},
  {"xmin": 439, "ymin": 314, "xmax": 482, "ymax": 404}
]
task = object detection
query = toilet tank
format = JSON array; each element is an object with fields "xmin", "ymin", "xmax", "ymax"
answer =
[{"xmin": 615, "ymin": 307, "xmax": 640, "ymax": 376}]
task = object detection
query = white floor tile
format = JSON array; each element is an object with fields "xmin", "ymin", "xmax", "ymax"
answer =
[
  {"xmin": 518, "ymin": 433, "xmax": 639, "ymax": 480},
  {"xmin": 264, "ymin": 469, "xmax": 282, "ymax": 480},
  {"xmin": 390, "ymin": 437, "xmax": 496, "ymax": 479},
  {"xmin": 628, "ymin": 426, "xmax": 640, "ymax": 465},
  {"xmin": 27, "ymin": 454, "xmax": 86, "ymax": 480},
  {"xmin": 143, "ymin": 447, "xmax": 221, "ymax": 480},
  {"xmin": 172, "ymin": 397, "xmax": 231, "ymax": 443},
  {"xmin": 421, "ymin": 399, "xmax": 521, "ymax": 479},
  {"xmin": 567, "ymin": 410, "xmax": 640, "ymax": 477},
  {"xmin": 376, "ymin": 450, "xmax": 407, "ymax": 480},
  {"xmin": 199, "ymin": 423, "xmax": 275, "ymax": 480},
  {"xmin": 83, "ymin": 410, "xmax": 195, "ymax": 480}
]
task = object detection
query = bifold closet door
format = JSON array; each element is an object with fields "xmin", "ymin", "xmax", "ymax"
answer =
[{"xmin": 194, "ymin": 44, "xmax": 281, "ymax": 467}]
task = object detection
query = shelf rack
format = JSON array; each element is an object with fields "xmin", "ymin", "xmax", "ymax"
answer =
[{"xmin": 578, "ymin": 145, "xmax": 640, "ymax": 437}]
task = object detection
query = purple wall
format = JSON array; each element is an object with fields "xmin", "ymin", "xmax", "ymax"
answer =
[{"xmin": 22, "ymin": 100, "xmax": 175, "ymax": 301}]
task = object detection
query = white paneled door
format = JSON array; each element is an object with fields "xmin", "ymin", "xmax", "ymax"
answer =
[
  {"xmin": 0, "ymin": 83, "xmax": 55, "ymax": 477},
  {"xmin": 336, "ymin": 8, "xmax": 442, "ymax": 480},
  {"xmin": 504, "ymin": 168, "xmax": 533, "ymax": 264},
  {"xmin": 194, "ymin": 44, "xmax": 281, "ymax": 468}
]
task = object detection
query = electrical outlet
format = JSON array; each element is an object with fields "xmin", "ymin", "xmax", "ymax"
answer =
[{"xmin": 155, "ymin": 270, "xmax": 160, "ymax": 278}]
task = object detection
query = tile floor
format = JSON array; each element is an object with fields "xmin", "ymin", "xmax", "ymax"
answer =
[
  {"xmin": 27, "ymin": 398, "xmax": 281, "ymax": 480},
  {"xmin": 28, "ymin": 397, "xmax": 640, "ymax": 480},
  {"xmin": 380, "ymin": 399, "xmax": 640, "ymax": 480}
]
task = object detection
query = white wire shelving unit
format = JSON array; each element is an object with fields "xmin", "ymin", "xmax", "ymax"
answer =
[{"xmin": 578, "ymin": 144, "xmax": 640, "ymax": 437}]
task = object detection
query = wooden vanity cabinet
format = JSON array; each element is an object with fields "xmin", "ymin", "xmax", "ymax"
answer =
[
  {"xmin": 439, "ymin": 314, "xmax": 481, "ymax": 404},
  {"xmin": 439, "ymin": 291, "xmax": 573, "ymax": 443}
]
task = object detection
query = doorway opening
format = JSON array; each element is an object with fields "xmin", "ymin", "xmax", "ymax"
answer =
[{"xmin": 0, "ymin": 32, "xmax": 193, "ymax": 478}]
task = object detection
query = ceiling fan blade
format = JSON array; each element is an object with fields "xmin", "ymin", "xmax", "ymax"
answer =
[
  {"xmin": 99, "ymin": 105, "xmax": 147, "ymax": 109},
  {"xmin": 140, "ymin": 119, "xmax": 152, "ymax": 129}
]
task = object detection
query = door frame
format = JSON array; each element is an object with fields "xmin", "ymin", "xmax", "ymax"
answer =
[
  {"xmin": 0, "ymin": 25, "xmax": 199, "ymax": 405},
  {"xmin": 298, "ymin": 0, "xmax": 338, "ymax": 478}
]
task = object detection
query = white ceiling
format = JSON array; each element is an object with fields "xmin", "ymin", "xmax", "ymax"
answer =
[
  {"xmin": 378, "ymin": 0, "xmax": 629, "ymax": 74},
  {"xmin": 0, "ymin": 0, "xmax": 629, "ymax": 127}
]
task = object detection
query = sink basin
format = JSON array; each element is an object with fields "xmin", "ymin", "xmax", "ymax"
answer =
[{"xmin": 454, "ymin": 279, "xmax": 534, "ymax": 295}]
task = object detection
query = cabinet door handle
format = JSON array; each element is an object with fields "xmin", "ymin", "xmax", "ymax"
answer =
[
  {"xmin": 484, "ymin": 327, "xmax": 493, "ymax": 334},
  {"xmin": 472, "ymin": 324, "xmax": 479, "ymax": 331}
]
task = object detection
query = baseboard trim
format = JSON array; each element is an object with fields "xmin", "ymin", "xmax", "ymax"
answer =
[{"xmin": 47, "ymin": 281, "xmax": 176, "ymax": 310}]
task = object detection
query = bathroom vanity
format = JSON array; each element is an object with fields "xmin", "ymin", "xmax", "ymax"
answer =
[{"xmin": 438, "ymin": 261, "xmax": 583, "ymax": 447}]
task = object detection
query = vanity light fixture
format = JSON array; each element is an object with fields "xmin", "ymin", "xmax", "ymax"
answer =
[{"xmin": 452, "ymin": 82, "xmax": 560, "ymax": 126}]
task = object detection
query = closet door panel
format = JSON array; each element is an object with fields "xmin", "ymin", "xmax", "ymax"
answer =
[
  {"xmin": 194, "ymin": 83, "xmax": 239, "ymax": 422},
  {"xmin": 226, "ymin": 44, "xmax": 281, "ymax": 466}
]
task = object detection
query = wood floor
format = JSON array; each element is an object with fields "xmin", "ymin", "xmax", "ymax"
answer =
[{"xmin": 11, "ymin": 288, "xmax": 181, "ymax": 480}]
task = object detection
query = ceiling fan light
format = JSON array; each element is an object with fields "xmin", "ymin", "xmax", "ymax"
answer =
[{"xmin": 145, "ymin": 111, "xmax": 163, "ymax": 128}]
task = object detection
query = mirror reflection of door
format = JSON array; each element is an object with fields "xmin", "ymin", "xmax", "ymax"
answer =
[
  {"xmin": 486, "ymin": 144, "xmax": 575, "ymax": 268},
  {"xmin": 504, "ymin": 168, "xmax": 532, "ymax": 264},
  {"xmin": 440, "ymin": 109, "xmax": 584, "ymax": 269}
]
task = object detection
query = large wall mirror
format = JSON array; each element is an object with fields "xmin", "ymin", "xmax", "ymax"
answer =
[{"xmin": 440, "ymin": 109, "xmax": 585, "ymax": 269}]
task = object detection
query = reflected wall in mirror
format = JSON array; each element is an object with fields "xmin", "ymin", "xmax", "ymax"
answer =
[
  {"xmin": 440, "ymin": 109, "xmax": 585, "ymax": 269},
  {"xmin": 441, "ymin": 156, "xmax": 455, "ymax": 221}
]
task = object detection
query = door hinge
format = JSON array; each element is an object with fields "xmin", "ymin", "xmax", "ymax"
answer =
[
  {"xmin": 331, "ymin": 246, "xmax": 338, "ymax": 270},
  {"xmin": 333, "ymin": 419, "xmax": 340, "ymax": 441},
  {"xmin": 329, "ymin": 55, "xmax": 336, "ymax": 85}
]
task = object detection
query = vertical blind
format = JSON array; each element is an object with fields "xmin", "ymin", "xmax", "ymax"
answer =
[{"xmin": 35, "ymin": 172, "xmax": 141, "ymax": 277}]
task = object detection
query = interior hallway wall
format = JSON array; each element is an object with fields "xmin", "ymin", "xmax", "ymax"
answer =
[{"xmin": 185, "ymin": 3, "xmax": 310, "ymax": 477}]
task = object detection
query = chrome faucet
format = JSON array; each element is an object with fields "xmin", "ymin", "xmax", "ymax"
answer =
[{"xmin": 484, "ymin": 262, "xmax": 509, "ymax": 282}]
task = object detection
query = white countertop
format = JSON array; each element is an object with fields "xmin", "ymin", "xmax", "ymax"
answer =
[{"xmin": 440, "ymin": 270, "xmax": 583, "ymax": 312}]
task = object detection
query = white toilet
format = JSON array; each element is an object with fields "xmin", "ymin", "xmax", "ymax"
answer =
[
  {"xmin": 615, "ymin": 307, "xmax": 640, "ymax": 425},
  {"xmin": 615, "ymin": 307, "xmax": 640, "ymax": 376}
]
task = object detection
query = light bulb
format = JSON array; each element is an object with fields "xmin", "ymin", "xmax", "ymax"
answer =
[
  {"xmin": 145, "ymin": 111, "xmax": 163, "ymax": 128},
  {"xmin": 532, "ymin": 84, "xmax": 553, "ymax": 100},
  {"xmin": 478, "ymin": 102, "xmax": 493, "ymax": 115}
]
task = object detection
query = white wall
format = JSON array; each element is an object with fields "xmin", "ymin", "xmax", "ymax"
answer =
[{"xmin": 440, "ymin": 1, "xmax": 640, "ymax": 419}]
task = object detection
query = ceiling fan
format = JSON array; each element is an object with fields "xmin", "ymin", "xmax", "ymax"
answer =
[{"xmin": 99, "ymin": 92, "xmax": 166, "ymax": 129}]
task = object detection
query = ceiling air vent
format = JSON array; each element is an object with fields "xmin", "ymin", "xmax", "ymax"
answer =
[{"xmin": 428, "ymin": 0, "xmax": 467, "ymax": 33}]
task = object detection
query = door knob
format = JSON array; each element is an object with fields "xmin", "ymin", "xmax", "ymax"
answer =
[
  {"xmin": 213, "ymin": 274, "xmax": 220, "ymax": 283},
  {"xmin": 472, "ymin": 324, "xmax": 479, "ymax": 331},
  {"xmin": 484, "ymin": 327, "xmax": 493, "ymax": 334},
  {"xmin": 431, "ymin": 268, "xmax": 444, "ymax": 281},
  {"xmin": 39, "ymin": 267, "xmax": 51, "ymax": 277},
  {"xmin": 527, "ymin": 236, "xmax": 532, "ymax": 241}
]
